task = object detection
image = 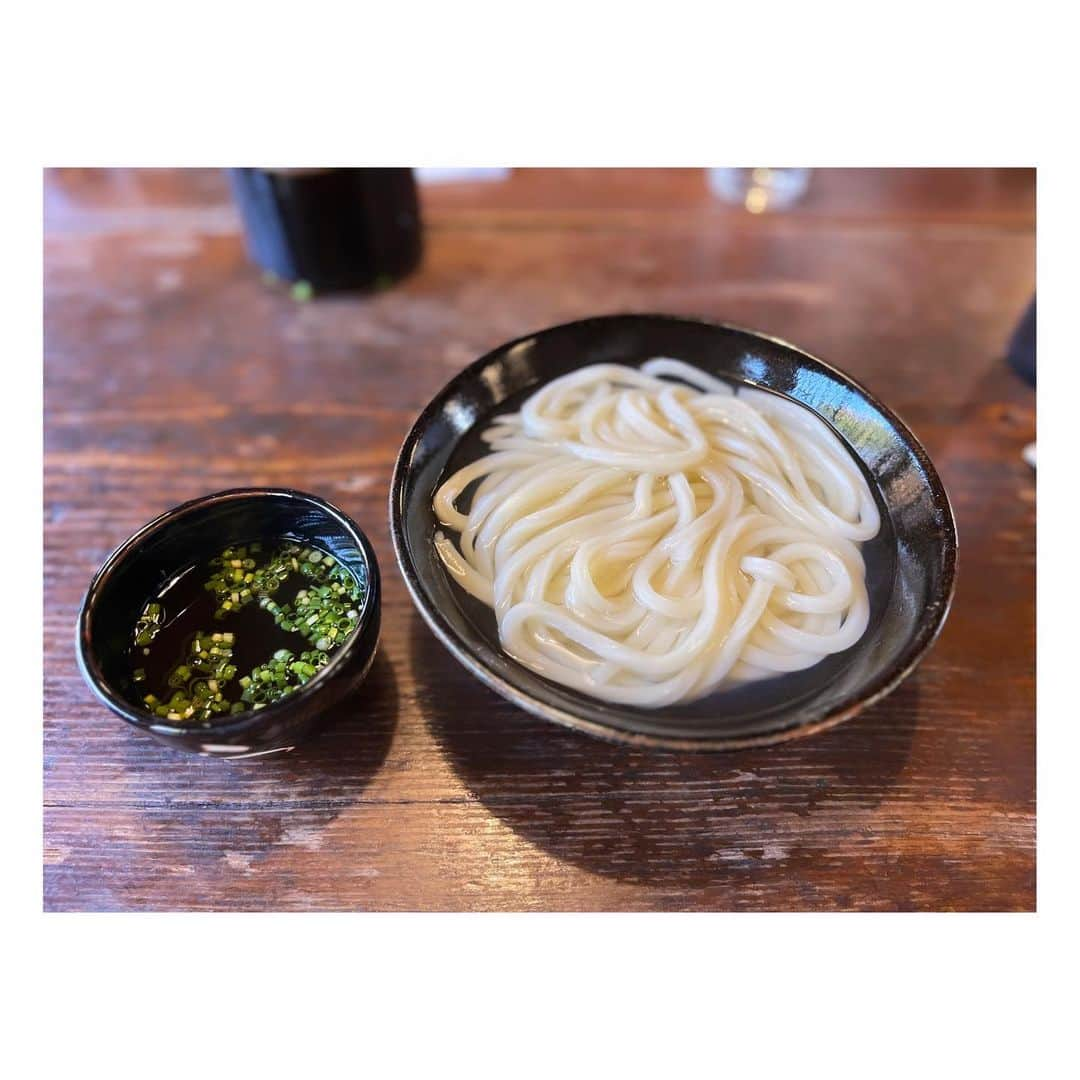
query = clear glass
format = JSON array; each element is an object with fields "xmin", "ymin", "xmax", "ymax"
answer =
[{"xmin": 707, "ymin": 168, "xmax": 811, "ymax": 213}]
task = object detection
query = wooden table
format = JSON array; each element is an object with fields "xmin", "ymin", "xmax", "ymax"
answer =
[{"xmin": 44, "ymin": 168, "xmax": 1036, "ymax": 911}]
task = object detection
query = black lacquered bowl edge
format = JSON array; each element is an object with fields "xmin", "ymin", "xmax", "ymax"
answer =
[
  {"xmin": 389, "ymin": 312, "xmax": 958, "ymax": 752},
  {"xmin": 76, "ymin": 487, "xmax": 381, "ymax": 756}
]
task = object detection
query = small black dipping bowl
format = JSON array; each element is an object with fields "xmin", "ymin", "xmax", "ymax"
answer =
[{"xmin": 76, "ymin": 488, "xmax": 381, "ymax": 757}]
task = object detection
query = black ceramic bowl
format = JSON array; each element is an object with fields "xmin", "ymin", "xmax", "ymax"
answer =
[
  {"xmin": 391, "ymin": 314, "xmax": 957, "ymax": 751},
  {"xmin": 77, "ymin": 488, "xmax": 381, "ymax": 757}
]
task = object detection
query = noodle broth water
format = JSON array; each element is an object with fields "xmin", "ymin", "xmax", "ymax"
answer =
[{"xmin": 433, "ymin": 362, "xmax": 896, "ymax": 717}]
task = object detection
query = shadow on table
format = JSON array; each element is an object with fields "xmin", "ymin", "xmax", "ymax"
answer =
[
  {"xmin": 412, "ymin": 614, "xmax": 918, "ymax": 889},
  {"xmin": 275, "ymin": 649, "xmax": 399, "ymax": 783},
  {"xmin": 111, "ymin": 651, "xmax": 399, "ymax": 864}
]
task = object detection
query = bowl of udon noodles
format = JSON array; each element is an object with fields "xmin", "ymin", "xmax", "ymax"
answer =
[{"xmin": 391, "ymin": 314, "xmax": 956, "ymax": 750}]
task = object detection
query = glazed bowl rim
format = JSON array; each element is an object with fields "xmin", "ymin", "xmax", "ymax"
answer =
[{"xmin": 389, "ymin": 312, "xmax": 958, "ymax": 751}]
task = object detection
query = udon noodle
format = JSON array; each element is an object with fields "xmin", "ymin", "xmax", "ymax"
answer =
[{"xmin": 433, "ymin": 359, "xmax": 879, "ymax": 707}]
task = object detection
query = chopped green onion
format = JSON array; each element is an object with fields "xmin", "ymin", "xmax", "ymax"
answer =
[{"xmin": 134, "ymin": 539, "xmax": 364, "ymax": 724}]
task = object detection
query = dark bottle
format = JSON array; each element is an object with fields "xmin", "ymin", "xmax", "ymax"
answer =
[{"xmin": 228, "ymin": 168, "xmax": 422, "ymax": 293}]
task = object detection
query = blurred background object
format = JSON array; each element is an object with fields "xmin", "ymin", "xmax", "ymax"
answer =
[
  {"xmin": 228, "ymin": 168, "xmax": 422, "ymax": 294},
  {"xmin": 415, "ymin": 167, "xmax": 511, "ymax": 185},
  {"xmin": 1005, "ymin": 296, "xmax": 1035, "ymax": 469},
  {"xmin": 1006, "ymin": 296, "xmax": 1036, "ymax": 387},
  {"xmin": 708, "ymin": 167, "xmax": 811, "ymax": 212}
]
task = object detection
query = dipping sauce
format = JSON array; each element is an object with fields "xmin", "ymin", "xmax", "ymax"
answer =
[{"xmin": 129, "ymin": 540, "xmax": 366, "ymax": 724}]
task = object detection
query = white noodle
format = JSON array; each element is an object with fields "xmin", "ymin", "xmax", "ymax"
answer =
[{"xmin": 433, "ymin": 360, "xmax": 880, "ymax": 707}]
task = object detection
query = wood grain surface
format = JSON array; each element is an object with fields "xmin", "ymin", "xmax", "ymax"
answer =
[{"xmin": 43, "ymin": 168, "xmax": 1036, "ymax": 911}]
